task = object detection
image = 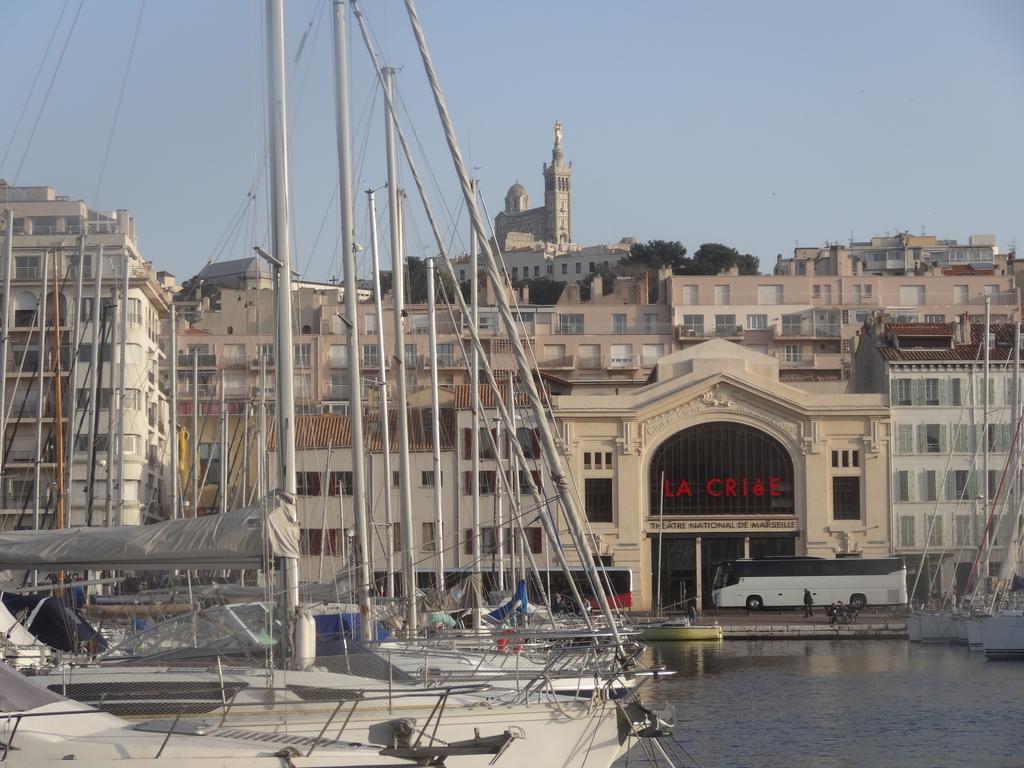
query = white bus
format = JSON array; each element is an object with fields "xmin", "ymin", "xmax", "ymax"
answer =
[{"xmin": 711, "ymin": 557, "xmax": 907, "ymax": 611}]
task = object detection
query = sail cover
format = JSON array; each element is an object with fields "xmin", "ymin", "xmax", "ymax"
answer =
[{"xmin": 0, "ymin": 494, "xmax": 299, "ymax": 571}]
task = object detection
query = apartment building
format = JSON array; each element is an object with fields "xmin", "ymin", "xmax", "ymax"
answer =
[
  {"xmin": 853, "ymin": 316, "xmax": 1023, "ymax": 601},
  {"xmin": 0, "ymin": 182, "xmax": 171, "ymax": 529},
  {"xmin": 776, "ymin": 233, "xmax": 1004, "ymax": 277},
  {"xmin": 669, "ymin": 272, "xmax": 1018, "ymax": 386}
]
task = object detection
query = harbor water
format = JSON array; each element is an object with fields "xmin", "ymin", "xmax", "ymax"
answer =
[{"xmin": 625, "ymin": 639, "xmax": 1024, "ymax": 768}]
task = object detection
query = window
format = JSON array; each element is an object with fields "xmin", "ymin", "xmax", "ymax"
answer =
[
  {"xmin": 895, "ymin": 470, "xmax": 911, "ymax": 502},
  {"xmin": 511, "ymin": 266, "xmax": 518, "ymax": 277},
  {"xmin": 294, "ymin": 344, "xmax": 312, "ymax": 368},
  {"xmin": 781, "ymin": 314, "xmax": 802, "ymax": 335},
  {"xmin": 561, "ymin": 263, "xmax": 567, "ymax": 275},
  {"xmin": 922, "ymin": 470, "xmax": 937, "ymax": 502},
  {"xmin": 783, "ymin": 345, "xmax": 801, "ymax": 364},
  {"xmin": 392, "ymin": 471, "xmax": 400, "ymax": 489},
  {"xmin": 954, "ymin": 285, "xmax": 969, "ymax": 304},
  {"xmin": 585, "ymin": 478, "xmax": 613, "ymax": 523},
  {"xmin": 584, "ymin": 452, "xmax": 592, "ymax": 470},
  {"xmin": 757, "ymin": 285, "xmax": 783, "ymax": 305},
  {"xmin": 641, "ymin": 344, "xmax": 663, "ymax": 367},
  {"xmin": 714, "ymin": 314, "xmax": 737, "ymax": 335},
  {"xmin": 899, "ymin": 286, "xmax": 925, "ymax": 306},
  {"xmin": 297, "ymin": 471, "xmax": 321, "ymax": 496},
  {"xmin": 575, "ymin": 262, "xmax": 581, "ymax": 274},
  {"xmin": 328, "ymin": 471, "xmax": 353, "ymax": 496},
  {"xmin": 681, "ymin": 285, "xmax": 698, "ymax": 304},
  {"xmin": 713, "ymin": 285, "xmax": 730, "ymax": 305},
  {"xmin": 924, "ymin": 379, "xmax": 940, "ymax": 406},
  {"xmin": 923, "ymin": 424, "xmax": 944, "ymax": 453},
  {"xmin": 681, "ymin": 315, "xmax": 704, "ymax": 336},
  {"xmin": 899, "ymin": 516, "xmax": 916, "ymax": 547},
  {"xmin": 80, "ymin": 297, "xmax": 95, "ymax": 322},
  {"xmin": 612, "ymin": 314, "xmax": 627, "ymax": 334},
  {"xmin": 832, "ymin": 477, "xmax": 860, "ymax": 521},
  {"xmin": 955, "ymin": 515, "xmax": 973, "ymax": 547},
  {"xmin": 928, "ymin": 518, "xmax": 943, "ymax": 548},
  {"xmin": 361, "ymin": 345, "xmax": 379, "ymax": 368},
  {"xmin": 892, "ymin": 379, "xmax": 912, "ymax": 406},
  {"xmin": 300, "ymin": 529, "xmax": 339, "ymax": 556},
  {"xmin": 558, "ymin": 314, "xmax": 584, "ymax": 335},
  {"xmin": 533, "ymin": 265, "xmax": 540, "ymax": 277},
  {"xmin": 293, "ymin": 374, "xmax": 312, "ymax": 401},
  {"xmin": 422, "ymin": 522, "xmax": 437, "ymax": 552},
  {"xmin": 746, "ymin": 314, "xmax": 768, "ymax": 330},
  {"xmin": 421, "ymin": 470, "xmax": 442, "ymax": 487},
  {"xmin": 924, "ymin": 314, "xmax": 944, "ymax": 323},
  {"xmin": 950, "ymin": 378, "xmax": 963, "ymax": 406},
  {"xmin": 950, "ymin": 470, "xmax": 970, "ymax": 500},
  {"xmin": 15, "ymin": 255, "xmax": 40, "ymax": 280}
]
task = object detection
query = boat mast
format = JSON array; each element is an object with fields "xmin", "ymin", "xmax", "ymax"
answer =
[
  {"xmin": 105, "ymin": 287, "xmax": 117, "ymax": 527},
  {"xmin": 117, "ymin": 255, "xmax": 128, "ymax": 525},
  {"xmin": 84, "ymin": 246, "xmax": 104, "ymax": 525},
  {"xmin": 169, "ymin": 305, "xmax": 178, "ymax": 517},
  {"xmin": 0, "ymin": 209, "xmax": 12, "ymax": 482},
  {"xmin": 51, "ymin": 250, "xmax": 66, "ymax": 551},
  {"xmin": 403, "ymin": 0, "xmax": 623, "ymax": 644},
  {"xmin": 266, "ymin": 0, "xmax": 301, "ymax": 643},
  {"xmin": 64, "ymin": 235, "xmax": 86, "ymax": 523},
  {"xmin": 330, "ymin": 0, "xmax": 374, "ymax": 639},
  {"xmin": 469, "ymin": 179, "xmax": 481, "ymax": 631},
  {"xmin": 982, "ymin": 296, "xmax": 991, "ymax": 594},
  {"xmin": 384, "ymin": 66, "xmax": 417, "ymax": 631},
  {"xmin": 33, "ymin": 253, "xmax": 48, "ymax": 537},
  {"xmin": 367, "ymin": 189, "xmax": 394, "ymax": 598},
  {"xmin": 426, "ymin": 257, "xmax": 445, "ymax": 590},
  {"xmin": 220, "ymin": 369, "xmax": 227, "ymax": 515},
  {"xmin": 191, "ymin": 350, "xmax": 198, "ymax": 516}
]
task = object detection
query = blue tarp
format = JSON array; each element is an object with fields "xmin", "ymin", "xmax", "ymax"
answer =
[
  {"xmin": 313, "ymin": 612, "xmax": 389, "ymax": 655},
  {"xmin": 486, "ymin": 579, "xmax": 528, "ymax": 623}
]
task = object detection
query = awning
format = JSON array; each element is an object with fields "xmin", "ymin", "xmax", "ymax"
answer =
[{"xmin": 0, "ymin": 494, "xmax": 299, "ymax": 571}]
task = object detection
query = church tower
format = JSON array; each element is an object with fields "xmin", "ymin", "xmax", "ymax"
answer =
[{"xmin": 542, "ymin": 121, "xmax": 572, "ymax": 249}]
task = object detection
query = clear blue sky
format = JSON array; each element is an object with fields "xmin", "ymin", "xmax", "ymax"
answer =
[{"xmin": 1, "ymin": 1, "xmax": 1021, "ymax": 280}]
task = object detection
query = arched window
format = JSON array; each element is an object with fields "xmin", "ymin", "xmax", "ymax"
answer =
[
  {"xmin": 649, "ymin": 421, "xmax": 794, "ymax": 516},
  {"xmin": 13, "ymin": 291, "xmax": 38, "ymax": 327},
  {"xmin": 302, "ymin": 324, "xmax": 312, "ymax": 335}
]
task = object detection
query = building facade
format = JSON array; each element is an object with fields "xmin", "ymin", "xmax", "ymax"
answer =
[
  {"xmin": 853, "ymin": 316, "xmax": 1023, "ymax": 602},
  {"xmin": 0, "ymin": 183, "xmax": 171, "ymax": 529}
]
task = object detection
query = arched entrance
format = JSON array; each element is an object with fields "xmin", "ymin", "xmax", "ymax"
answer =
[{"xmin": 648, "ymin": 421, "xmax": 798, "ymax": 612}]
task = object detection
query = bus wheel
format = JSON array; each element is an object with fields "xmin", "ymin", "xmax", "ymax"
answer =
[
  {"xmin": 849, "ymin": 594, "xmax": 867, "ymax": 611},
  {"xmin": 745, "ymin": 595, "xmax": 763, "ymax": 611}
]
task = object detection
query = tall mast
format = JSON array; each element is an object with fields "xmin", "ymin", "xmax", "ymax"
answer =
[
  {"xmin": 367, "ymin": 189, "xmax": 394, "ymax": 598},
  {"xmin": 403, "ymin": 0, "xmax": 623, "ymax": 644},
  {"xmin": 117, "ymin": 255, "xmax": 128, "ymax": 525},
  {"xmin": 982, "ymin": 295, "xmax": 991, "ymax": 592},
  {"xmin": 330, "ymin": 0, "xmax": 373, "ymax": 638},
  {"xmin": 51, "ymin": 250, "xmax": 65, "ymax": 542},
  {"xmin": 495, "ymin": 410, "xmax": 504, "ymax": 593},
  {"xmin": 191, "ymin": 350, "xmax": 198, "ymax": 516},
  {"xmin": 169, "ymin": 305, "xmax": 178, "ymax": 517},
  {"xmin": 33, "ymin": 253, "xmax": 48, "ymax": 536},
  {"xmin": 220, "ymin": 369, "xmax": 228, "ymax": 514},
  {"xmin": 426, "ymin": 258, "xmax": 444, "ymax": 590},
  {"xmin": 266, "ymin": 0, "xmax": 300, "ymax": 636},
  {"xmin": 0, "ymin": 209, "xmax": 13, "ymax": 481},
  {"xmin": 469, "ymin": 179, "xmax": 481, "ymax": 630},
  {"xmin": 105, "ymin": 288, "xmax": 117, "ymax": 527},
  {"xmin": 384, "ymin": 67, "xmax": 416, "ymax": 632},
  {"xmin": 258, "ymin": 351, "xmax": 267, "ymax": 499},
  {"xmin": 85, "ymin": 246, "xmax": 104, "ymax": 524},
  {"xmin": 64, "ymin": 235, "xmax": 86, "ymax": 519}
]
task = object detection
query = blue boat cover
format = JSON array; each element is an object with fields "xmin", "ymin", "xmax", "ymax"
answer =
[
  {"xmin": 313, "ymin": 612, "xmax": 389, "ymax": 655},
  {"xmin": 486, "ymin": 579, "xmax": 528, "ymax": 623}
]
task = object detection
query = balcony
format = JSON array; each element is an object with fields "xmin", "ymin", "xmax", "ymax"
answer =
[
  {"xmin": 328, "ymin": 385, "xmax": 351, "ymax": 400},
  {"xmin": 329, "ymin": 355, "xmax": 349, "ymax": 369},
  {"xmin": 538, "ymin": 355, "xmax": 575, "ymax": 370},
  {"xmin": 774, "ymin": 321, "xmax": 841, "ymax": 339},
  {"xmin": 676, "ymin": 325, "xmax": 743, "ymax": 341},
  {"xmin": 608, "ymin": 322, "xmax": 675, "ymax": 335},
  {"xmin": 222, "ymin": 355, "xmax": 248, "ymax": 369},
  {"xmin": 605, "ymin": 353, "xmax": 641, "ymax": 371},
  {"xmin": 773, "ymin": 352, "xmax": 845, "ymax": 369},
  {"xmin": 178, "ymin": 353, "xmax": 218, "ymax": 368},
  {"xmin": 421, "ymin": 353, "xmax": 460, "ymax": 369}
]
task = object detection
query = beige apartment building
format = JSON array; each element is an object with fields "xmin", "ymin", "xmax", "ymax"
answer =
[
  {"xmin": 775, "ymin": 234, "xmax": 1005, "ymax": 276},
  {"xmin": 0, "ymin": 182, "xmax": 171, "ymax": 529}
]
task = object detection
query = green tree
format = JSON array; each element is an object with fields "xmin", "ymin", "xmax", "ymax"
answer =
[
  {"xmin": 518, "ymin": 277, "xmax": 565, "ymax": 305},
  {"xmin": 624, "ymin": 239, "xmax": 689, "ymax": 270},
  {"xmin": 682, "ymin": 243, "xmax": 760, "ymax": 275}
]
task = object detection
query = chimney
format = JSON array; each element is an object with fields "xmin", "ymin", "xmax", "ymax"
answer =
[
  {"xmin": 520, "ymin": 282, "xmax": 530, "ymax": 305},
  {"xmin": 954, "ymin": 312, "xmax": 971, "ymax": 345},
  {"xmin": 591, "ymin": 272, "xmax": 603, "ymax": 299},
  {"xmin": 563, "ymin": 282, "xmax": 581, "ymax": 304}
]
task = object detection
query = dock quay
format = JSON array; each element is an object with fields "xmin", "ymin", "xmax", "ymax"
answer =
[{"xmin": 635, "ymin": 611, "xmax": 909, "ymax": 640}]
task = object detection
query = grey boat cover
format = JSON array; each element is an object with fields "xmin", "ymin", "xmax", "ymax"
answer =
[
  {"xmin": 0, "ymin": 494, "xmax": 299, "ymax": 571},
  {"xmin": 0, "ymin": 659, "xmax": 65, "ymax": 712}
]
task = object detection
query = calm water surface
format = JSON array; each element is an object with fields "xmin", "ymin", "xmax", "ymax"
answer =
[{"xmin": 622, "ymin": 639, "xmax": 1024, "ymax": 768}]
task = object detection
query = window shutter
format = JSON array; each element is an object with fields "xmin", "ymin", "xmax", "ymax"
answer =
[
  {"xmin": 463, "ymin": 471, "xmax": 472, "ymax": 495},
  {"xmin": 953, "ymin": 425, "xmax": 968, "ymax": 454},
  {"xmin": 530, "ymin": 429, "xmax": 540, "ymax": 458},
  {"xmin": 528, "ymin": 527, "xmax": 542, "ymax": 554},
  {"xmin": 967, "ymin": 471, "xmax": 978, "ymax": 500},
  {"xmin": 890, "ymin": 380, "xmax": 900, "ymax": 403},
  {"xmin": 907, "ymin": 471, "xmax": 916, "ymax": 502},
  {"xmin": 463, "ymin": 428, "xmax": 472, "ymax": 460},
  {"xmin": 911, "ymin": 379, "xmax": 925, "ymax": 406},
  {"xmin": 530, "ymin": 470, "xmax": 542, "ymax": 493},
  {"xmin": 916, "ymin": 425, "xmax": 926, "ymax": 454},
  {"xmin": 939, "ymin": 425, "xmax": 948, "ymax": 453},
  {"xmin": 945, "ymin": 472, "xmax": 955, "ymax": 501},
  {"xmin": 464, "ymin": 528, "xmax": 473, "ymax": 555}
]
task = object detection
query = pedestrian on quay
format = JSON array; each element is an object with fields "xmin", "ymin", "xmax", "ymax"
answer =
[{"xmin": 803, "ymin": 588, "xmax": 814, "ymax": 618}]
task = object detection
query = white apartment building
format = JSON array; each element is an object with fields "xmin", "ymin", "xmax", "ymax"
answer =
[
  {"xmin": 0, "ymin": 182, "xmax": 171, "ymax": 529},
  {"xmin": 854, "ymin": 317, "xmax": 1022, "ymax": 602}
]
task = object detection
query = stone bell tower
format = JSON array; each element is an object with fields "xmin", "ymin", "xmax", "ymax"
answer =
[{"xmin": 543, "ymin": 120, "xmax": 572, "ymax": 250}]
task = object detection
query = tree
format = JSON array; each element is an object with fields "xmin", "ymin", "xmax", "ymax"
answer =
[
  {"xmin": 380, "ymin": 256, "xmax": 460, "ymax": 304},
  {"xmin": 518, "ymin": 277, "xmax": 565, "ymax": 305},
  {"xmin": 623, "ymin": 239, "xmax": 689, "ymax": 271},
  {"xmin": 682, "ymin": 243, "xmax": 760, "ymax": 275}
]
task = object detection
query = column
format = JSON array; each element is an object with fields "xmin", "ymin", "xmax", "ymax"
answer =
[{"xmin": 695, "ymin": 535, "xmax": 702, "ymax": 612}]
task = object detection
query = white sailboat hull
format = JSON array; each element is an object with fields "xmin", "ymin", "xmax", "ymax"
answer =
[{"xmin": 981, "ymin": 612, "xmax": 1024, "ymax": 660}]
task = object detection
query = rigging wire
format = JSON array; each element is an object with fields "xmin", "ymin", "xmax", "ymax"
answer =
[
  {"xmin": 0, "ymin": 0, "xmax": 71, "ymax": 176},
  {"xmin": 12, "ymin": 0, "xmax": 86, "ymax": 186},
  {"xmin": 91, "ymin": 0, "xmax": 147, "ymax": 211}
]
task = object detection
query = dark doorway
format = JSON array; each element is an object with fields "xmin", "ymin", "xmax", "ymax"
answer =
[{"xmin": 651, "ymin": 536, "xmax": 695, "ymax": 613}]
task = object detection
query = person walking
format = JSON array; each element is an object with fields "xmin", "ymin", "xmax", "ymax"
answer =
[{"xmin": 803, "ymin": 588, "xmax": 814, "ymax": 618}]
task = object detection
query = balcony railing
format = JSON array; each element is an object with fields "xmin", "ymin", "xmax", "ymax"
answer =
[
  {"xmin": 539, "ymin": 355, "xmax": 575, "ymax": 370},
  {"xmin": 775, "ymin": 322, "xmax": 841, "ymax": 338},
  {"xmin": 605, "ymin": 353, "xmax": 641, "ymax": 370},
  {"xmin": 178, "ymin": 353, "xmax": 218, "ymax": 368},
  {"xmin": 328, "ymin": 385, "xmax": 351, "ymax": 400},
  {"xmin": 222, "ymin": 355, "xmax": 248, "ymax": 369},
  {"xmin": 676, "ymin": 325, "xmax": 743, "ymax": 340},
  {"xmin": 773, "ymin": 352, "xmax": 846, "ymax": 369}
]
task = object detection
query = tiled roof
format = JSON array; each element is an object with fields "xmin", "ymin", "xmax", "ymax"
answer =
[
  {"xmin": 268, "ymin": 411, "xmax": 455, "ymax": 452},
  {"xmin": 886, "ymin": 323, "xmax": 952, "ymax": 337},
  {"xmin": 882, "ymin": 321, "xmax": 1022, "ymax": 362},
  {"xmin": 451, "ymin": 382, "xmax": 536, "ymax": 409}
]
